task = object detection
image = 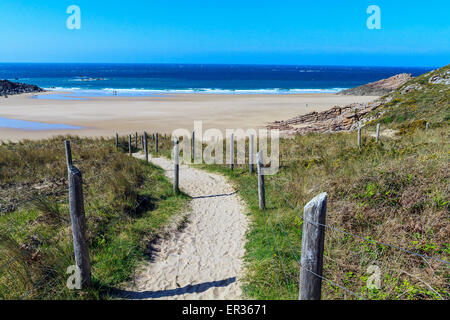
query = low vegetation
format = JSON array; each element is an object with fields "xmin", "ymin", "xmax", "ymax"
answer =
[
  {"xmin": 0, "ymin": 136, "xmax": 187, "ymax": 299},
  {"xmin": 197, "ymin": 124, "xmax": 448, "ymax": 300}
]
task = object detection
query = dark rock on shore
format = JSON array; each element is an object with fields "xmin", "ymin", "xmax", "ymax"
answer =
[
  {"xmin": 0, "ymin": 80, "xmax": 44, "ymax": 96},
  {"xmin": 267, "ymin": 100, "xmax": 384, "ymax": 134},
  {"xmin": 338, "ymin": 73, "xmax": 412, "ymax": 96}
]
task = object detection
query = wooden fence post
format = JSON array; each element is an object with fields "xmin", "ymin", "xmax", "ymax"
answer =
[
  {"xmin": 357, "ymin": 127, "xmax": 362, "ymax": 148},
  {"xmin": 64, "ymin": 141, "xmax": 91, "ymax": 288},
  {"xmin": 115, "ymin": 133, "xmax": 119, "ymax": 148},
  {"xmin": 375, "ymin": 124, "xmax": 380, "ymax": 143},
  {"xmin": 135, "ymin": 132, "xmax": 138, "ymax": 148},
  {"xmin": 144, "ymin": 132, "xmax": 149, "ymax": 162},
  {"xmin": 249, "ymin": 133, "xmax": 254, "ymax": 173},
  {"xmin": 128, "ymin": 135, "xmax": 132, "ymax": 155},
  {"xmin": 230, "ymin": 133, "xmax": 234, "ymax": 170},
  {"xmin": 256, "ymin": 151, "xmax": 265, "ymax": 210},
  {"xmin": 426, "ymin": 122, "xmax": 429, "ymax": 131},
  {"xmin": 155, "ymin": 133, "xmax": 159, "ymax": 153},
  {"xmin": 173, "ymin": 137, "xmax": 180, "ymax": 195},
  {"xmin": 191, "ymin": 130, "xmax": 195, "ymax": 162},
  {"xmin": 299, "ymin": 192, "xmax": 327, "ymax": 300},
  {"xmin": 65, "ymin": 139, "xmax": 73, "ymax": 167}
]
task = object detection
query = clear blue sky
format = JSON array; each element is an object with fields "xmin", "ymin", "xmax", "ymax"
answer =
[{"xmin": 0, "ymin": 0, "xmax": 449, "ymax": 67}]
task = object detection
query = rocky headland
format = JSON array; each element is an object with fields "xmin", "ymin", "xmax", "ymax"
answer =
[
  {"xmin": 338, "ymin": 73, "xmax": 412, "ymax": 96},
  {"xmin": 0, "ymin": 80, "xmax": 44, "ymax": 96},
  {"xmin": 267, "ymin": 66, "xmax": 449, "ymax": 135}
]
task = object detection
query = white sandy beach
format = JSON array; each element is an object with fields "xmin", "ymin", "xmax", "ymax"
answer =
[{"xmin": 0, "ymin": 92, "xmax": 378, "ymax": 141}]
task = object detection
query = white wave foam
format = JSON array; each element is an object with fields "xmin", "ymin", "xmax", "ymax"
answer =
[
  {"xmin": 44, "ymin": 87, "xmax": 82, "ymax": 91},
  {"xmin": 43, "ymin": 87, "xmax": 347, "ymax": 95}
]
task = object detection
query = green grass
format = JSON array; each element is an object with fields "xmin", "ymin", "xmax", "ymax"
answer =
[
  {"xmin": 0, "ymin": 136, "xmax": 188, "ymax": 299},
  {"xmin": 192, "ymin": 124, "xmax": 448, "ymax": 300},
  {"xmin": 369, "ymin": 64, "xmax": 450, "ymax": 128}
]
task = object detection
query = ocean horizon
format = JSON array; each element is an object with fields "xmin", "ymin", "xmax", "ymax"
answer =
[{"xmin": 0, "ymin": 63, "xmax": 433, "ymax": 96}]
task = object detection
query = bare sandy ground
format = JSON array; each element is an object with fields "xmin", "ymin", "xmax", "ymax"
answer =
[
  {"xmin": 0, "ymin": 92, "xmax": 378, "ymax": 141},
  {"xmin": 118, "ymin": 153, "xmax": 248, "ymax": 300}
]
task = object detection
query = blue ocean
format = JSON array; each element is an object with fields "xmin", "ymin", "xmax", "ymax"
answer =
[{"xmin": 0, "ymin": 63, "xmax": 433, "ymax": 96}]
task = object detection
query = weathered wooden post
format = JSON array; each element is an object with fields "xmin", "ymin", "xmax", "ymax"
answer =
[
  {"xmin": 144, "ymin": 132, "xmax": 149, "ymax": 162},
  {"xmin": 65, "ymin": 139, "xmax": 73, "ymax": 167},
  {"xmin": 256, "ymin": 151, "xmax": 265, "ymax": 210},
  {"xmin": 173, "ymin": 137, "xmax": 180, "ymax": 195},
  {"xmin": 64, "ymin": 141, "xmax": 91, "ymax": 288},
  {"xmin": 128, "ymin": 135, "xmax": 132, "ymax": 155},
  {"xmin": 426, "ymin": 122, "xmax": 429, "ymax": 131},
  {"xmin": 135, "ymin": 132, "xmax": 138, "ymax": 148},
  {"xmin": 155, "ymin": 133, "xmax": 159, "ymax": 153},
  {"xmin": 357, "ymin": 127, "xmax": 362, "ymax": 148},
  {"xmin": 230, "ymin": 133, "xmax": 234, "ymax": 170},
  {"xmin": 191, "ymin": 130, "xmax": 195, "ymax": 162},
  {"xmin": 299, "ymin": 192, "xmax": 327, "ymax": 300},
  {"xmin": 249, "ymin": 133, "xmax": 254, "ymax": 173},
  {"xmin": 375, "ymin": 124, "xmax": 380, "ymax": 143},
  {"xmin": 115, "ymin": 133, "xmax": 119, "ymax": 149}
]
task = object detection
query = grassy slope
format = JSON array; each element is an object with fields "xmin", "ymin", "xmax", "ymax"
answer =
[
  {"xmin": 372, "ymin": 64, "xmax": 450, "ymax": 128},
  {"xmin": 0, "ymin": 136, "xmax": 188, "ymax": 299},
  {"xmin": 198, "ymin": 126, "xmax": 448, "ymax": 300}
]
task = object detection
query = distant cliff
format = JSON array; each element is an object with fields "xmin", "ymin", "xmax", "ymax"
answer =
[
  {"xmin": 0, "ymin": 80, "xmax": 44, "ymax": 96},
  {"xmin": 338, "ymin": 73, "xmax": 413, "ymax": 96}
]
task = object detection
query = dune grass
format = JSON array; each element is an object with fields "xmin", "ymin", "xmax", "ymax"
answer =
[
  {"xmin": 191, "ymin": 124, "xmax": 448, "ymax": 300},
  {"xmin": 0, "ymin": 136, "xmax": 188, "ymax": 299}
]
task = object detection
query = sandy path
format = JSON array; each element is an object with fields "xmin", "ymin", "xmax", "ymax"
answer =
[{"xmin": 120, "ymin": 153, "xmax": 248, "ymax": 300}]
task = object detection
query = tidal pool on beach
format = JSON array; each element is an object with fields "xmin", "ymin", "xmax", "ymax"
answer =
[
  {"xmin": 31, "ymin": 89, "xmax": 166, "ymax": 100},
  {"xmin": 0, "ymin": 117, "xmax": 82, "ymax": 130},
  {"xmin": 31, "ymin": 94, "xmax": 88, "ymax": 100}
]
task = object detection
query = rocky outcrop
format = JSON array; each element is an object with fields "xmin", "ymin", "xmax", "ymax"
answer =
[
  {"xmin": 267, "ymin": 100, "xmax": 385, "ymax": 134},
  {"xmin": 428, "ymin": 70, "xmax": 450, "ymax": 85},
  {"xmin": 338, "ymin": 73, "xmax": 412, "ymax": 96},
  {"xmin": 0, "ymin": 80, "xmax": 44, "ymax": 96}
]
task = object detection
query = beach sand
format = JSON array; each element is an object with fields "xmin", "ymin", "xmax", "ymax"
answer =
[
  {"xmin": 118, "ymin": 152, "xmax": 248, "ymax": 300},
  {"xmin": 0, "ymin": 92, "xmax": 378, "ymax": 141}
]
